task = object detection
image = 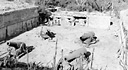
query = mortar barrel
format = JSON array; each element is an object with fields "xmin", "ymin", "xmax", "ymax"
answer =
[{"xmin": 7, "ymin": 42, "xmax": 25, "ymax": 49}]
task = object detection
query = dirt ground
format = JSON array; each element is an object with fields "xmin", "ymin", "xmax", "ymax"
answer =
[{"xmin": 0, "ymin": 23, "xmax": 124, "ymax": 70}]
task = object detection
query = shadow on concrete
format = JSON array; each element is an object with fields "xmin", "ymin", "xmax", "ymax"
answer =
[{"xmin": 18, "ymin": 46, "xmax": 35, "ymax": 59}]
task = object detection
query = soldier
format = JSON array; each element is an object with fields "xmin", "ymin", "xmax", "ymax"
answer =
[{"xmin": 80, "ymin": 31, "xmax": 99, "ymax": 46}]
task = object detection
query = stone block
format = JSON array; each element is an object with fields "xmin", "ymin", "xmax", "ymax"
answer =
[
  {"xmin": 16, "ymin": 22, "xmax": 23, "ymax": 33},
  {"xmin": 2, "ymin": 7, "xmax": 38, "ymax": 28},
  {"xmin": 21, "ymin": 8, "xmax": 38, "ymax": 21},
  {"xmin": 0, "ymin": 6, "xmax": 39, "ymax": 42},
  {"xmin": 30, "ymin": 18, "xmax": 35, "ymax": 27},
  {"xmin": 32, "ymin": 17, "xmax": 38, "ymax": 27},
  {"xmin": 0, "ymin": 27, "xmax": 6, "ymax": 41},
  {"xmin": 22, "ymin": 21, "xmax": 27, "ymax": 32},
  {"xmin": 34, "ymin": 17, "xmax": 39, "ymax": 26},
  {"xmin": 7, "ymin": 23, "xmax": 21, "ymax": 37},
  {"xmin": 0, "ymin": 15, "xmax": 4, "ymax": 29},
  {"xmin": 26, "ymin": 19, "xmax": 32, "ymax": 30},
  {"xmin": 4, "ymin": 11, "xmax": 21, "ymax": 27}
]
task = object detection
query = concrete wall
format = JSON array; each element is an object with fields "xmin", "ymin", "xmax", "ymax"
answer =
[
  {"xmin": 88, "ymin": 15, "xmax": 111, "ymax": 29},
  {"xmin": 0, "ymin": 6, "xmax": 39, "ymax": 42}
]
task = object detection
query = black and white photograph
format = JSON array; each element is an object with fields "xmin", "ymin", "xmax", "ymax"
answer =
[{"xmin": 0, "ymin": 0, "xmax": 128, "ymax": 70}]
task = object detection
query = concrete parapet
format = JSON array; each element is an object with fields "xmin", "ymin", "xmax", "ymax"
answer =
[{"xmin": 0, "ymin": 6, "xmax": 39, "ymax": 42}]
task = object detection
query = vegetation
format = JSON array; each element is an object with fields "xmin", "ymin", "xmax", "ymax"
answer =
[{"xmin": 33, "ymin": 0, "xmax": 128, "ymax": 12}]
